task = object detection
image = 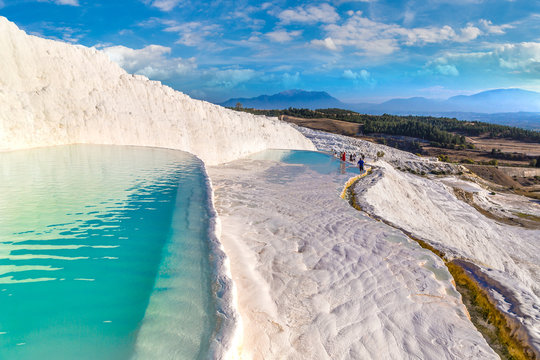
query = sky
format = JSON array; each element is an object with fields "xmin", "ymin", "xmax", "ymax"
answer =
[{"xmin": 1, "ymin": 0, "xmax": 539, "ymax": 103}]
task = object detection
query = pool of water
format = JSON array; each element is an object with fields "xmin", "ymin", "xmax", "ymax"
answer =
[
  {"xmin": 249, "ymin": 149, "xmax": 362, "ymax": 175},
  {"xmin": 0, "ymin": 145, "xmax": 216, "ymax": 359}
]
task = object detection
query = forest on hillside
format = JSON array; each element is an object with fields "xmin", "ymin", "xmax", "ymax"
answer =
[{"xmin": 232, "ymin": 107, "xmax": 540, "ymax": 148}]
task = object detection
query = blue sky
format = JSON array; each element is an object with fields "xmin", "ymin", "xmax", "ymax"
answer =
[{"xmin": 1, "ymin": 0, "xmax": 539, "ymax": 103}]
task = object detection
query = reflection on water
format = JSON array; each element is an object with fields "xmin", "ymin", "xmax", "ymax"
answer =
[
  {"xmin": 0, "ymin": 145, "xmax": 215, "ymax": 360},
  {"xmin": 249, "ymin": 150, "xmax": 361, "ymax": 176}
]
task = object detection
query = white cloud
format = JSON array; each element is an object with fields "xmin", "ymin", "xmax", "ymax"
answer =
[
  {"xmin": 455, "ymin": 25, "xmax": 482, "ymax": 42},
  {"xmin": 479, "ymin": 19, "xmax": 513, "ymax": 35},
  {"xmin": 101, "ymin": 44, "xmax": 197, "ymax": 79},
  {"xmin": 311, "ymin": 37, "xmax": 339, "ymax": 51},
  {"xmin": 422, "ymin": 58, "xmax": 459, "ymax": 76},
  {"xmin": 265, "ymin": 29, "xmax": 302, "ymax": 43},
  {"xmin": 494, "ymin": 42, "xmax": 540, "ymax": 72},
  {"xmin": 311, "ymin": 14, "xmax": 400, "ymax": 55},
  {"xmin": 435, "ymin": 64, "xmax": 459, "ymax": 76},
  {"xmin": 430, "ymin": 42, "xmax": 540, "ymax": 75},
  {"xmin": 335, "ymin": 0, "xmax": 376, "ymax": 3},
  {"xmin": 400, "ymin": 25, "xmax": 457, "ymax": 45},
  {"xmin": 161, "ymin": 20, "xmax": 221, "ymax": 47},
  {"xmin": 54, "ymin": 0, "xmax": 79, "ymax": 5},
  {"xmin": 148, "ymin": 0, "xmax": 182, "ymax": 11},
  {"xmin": 35, "ymin": 23, "xmax": 85, "ymax": 43},
  {"xmin": 312, "ymin": 12, "xmax": 487, "ymax": 56},
  {"xmin": 402, "ymin": 9, "xmax": 415, "ymax": 26},
  {"xmin": 206, "ymin": 69, "xmax": 257, "ymax": 88},
  {"xmin": 282, "ymin": 72, "xmax": 300, "ymax": 87},
  {"xmin": 343, "ymin": 69, "xmax": 371, "ymax": 81},
  {"xmin": 430, "ymin": 0, "xmax": 484, "ymax": 3},
  {"xmin": 342, "ymin": 69, "xmax": 376, "ymax": 85},
  {"xmin": 278, "ymin": 3, "xmax": 340, "ymax": 24}
]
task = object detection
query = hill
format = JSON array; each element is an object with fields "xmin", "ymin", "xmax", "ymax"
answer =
[
  {"xmin": 221, "ymin": 89, "xmax": 540, "ymax": 130},
  {"xmin": 220, "ymin": 89, "xmax": 346, "ymax": 109}
]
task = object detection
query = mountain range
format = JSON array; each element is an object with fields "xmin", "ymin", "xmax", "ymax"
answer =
[{"xmin": 220, "ymin": 89, "xmax": 540, "ymax": 130}]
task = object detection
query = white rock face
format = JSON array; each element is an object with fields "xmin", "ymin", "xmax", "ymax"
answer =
[
  {"xmin": 301, "ymin": 127, "xmax": 540, "ymax": 356},
  {"xmin": 355, "ymin": 163, "xmax": 540, "ymax": 355},
  {"xmin": 0, "ymin": 17, "xmax": 315, "ymax": 165},
  {"xmin": 296, "ymin": 126, "xmax": 460, "ymax": 174}
]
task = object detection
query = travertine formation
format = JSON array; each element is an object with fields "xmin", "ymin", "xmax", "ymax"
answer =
[{"xmin": 0, "ymin": 17, "xmax": 315, "ymax": 165}]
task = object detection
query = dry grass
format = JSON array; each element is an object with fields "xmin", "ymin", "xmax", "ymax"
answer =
[
  {"xmin": 448, "ymin": 262, "xmax": 535, "ymax": 360},
  {"xmin": 467, "ymin": 136, "xmax": 540, "ymax": 157},
  {"xmin": 281, "ymin": 115, "xmax": 361, "ymax": 137}
]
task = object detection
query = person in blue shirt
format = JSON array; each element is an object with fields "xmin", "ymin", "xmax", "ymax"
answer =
[{"xmin": 357, "ymin": 156, "xmax": 365, "ymax": 173}]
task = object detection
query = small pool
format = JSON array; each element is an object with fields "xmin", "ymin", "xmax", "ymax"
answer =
[
  {"xmin": 0, "ymin": 145, "xmax": 216, "ymax": 359},
  {"xmin": 249, "ymin": 149, "xmax": 362, "ymax": 175}
]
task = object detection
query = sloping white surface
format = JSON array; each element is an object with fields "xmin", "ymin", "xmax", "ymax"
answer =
[
  {"xmin": 355, "ymin": 163, "xmax": 540, "ymax": 354},
  {"xmin": 209, "ymin": 157, "xmax": 497, "ymax": 359},
  {"xmin": 300, "ymin": 127, "xmax": 540, "ymax": 355},
  {"xmin": 296, "ymin": 126, "xmax": 460, "ymax": 174},
  {"xmin": 0, "ymin": 17, "xmax": 315, "ymax": 165}
]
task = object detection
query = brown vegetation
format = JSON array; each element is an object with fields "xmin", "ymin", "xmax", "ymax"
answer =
[{"xmin": 280, "ymin": 115, "xmax": 361, "ymax": 136}]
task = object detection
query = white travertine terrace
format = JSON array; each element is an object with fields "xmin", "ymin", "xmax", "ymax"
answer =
[
  {"xmin": 0, "ymin": 17, "xmax": 315, "ymax": 165},
  {"xmin": 0, "ymin": 16, "xmax": 314, "ymax": 359}
]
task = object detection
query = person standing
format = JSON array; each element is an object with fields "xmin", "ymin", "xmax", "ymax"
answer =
[
  {"xmin": 357, "ymin": 157, "xmax": 365, "ymax": 173},
  {"xmin": 341, "ymin": 152, "xmax": 346, "ymax": 162}
]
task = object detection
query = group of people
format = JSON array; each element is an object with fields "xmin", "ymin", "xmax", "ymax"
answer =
[{"xmin": 332, "ymin": 150, "xmax": 365, "ymax": 172}]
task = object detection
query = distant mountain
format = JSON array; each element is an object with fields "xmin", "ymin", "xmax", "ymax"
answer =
[
  {"xmin": 434, "ymin": 112, "xmax": 540, "ymax": 131},
  {"xmin": 219, "ymin": 89, "xmax": 346, "ymax": 110},
  {"xmin": 447, "ymin": 89, "xmax": 540, "ymax": 113},
  {"xmin": 220, "ymin": 88, "xmax": 540, "ymax": 130},
  {"xmin": 353, "ymin": 89, "xmax": 540, "ymax": 114}
]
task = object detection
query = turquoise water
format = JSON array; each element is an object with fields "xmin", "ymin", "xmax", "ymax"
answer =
[
  {"xmin": 249, "ymin": 149, "xmax": 362, "ymax": 175},
  {"xmin": 0, "ymin": 145, "xmax": 215, "ymax": 359}
]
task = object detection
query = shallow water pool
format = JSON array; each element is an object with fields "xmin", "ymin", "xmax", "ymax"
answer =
[
  {"xmin": 0, "ymin": 145, "xmax": 215, "ymax": 359},
  {"xmin": 249, "ymin": 149, "xmax": 362, "ymax": 175}
]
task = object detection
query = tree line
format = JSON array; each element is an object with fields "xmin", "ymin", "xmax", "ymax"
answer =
[{"xmin": 231, "ymin": 106, "xmax": 540, "ymax": 146}]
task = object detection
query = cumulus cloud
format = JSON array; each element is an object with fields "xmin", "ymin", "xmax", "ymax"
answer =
[
  {"xmin": 311, "ymin": 12, "xmax": 486, "ymax": 56},
  {"xmin": 429, "ymin": 42, "xmax": 540, "ymax": 76},
  {"xmin": 455, "ymin": 25, "xmax": 482, "ymax": 42},
  {"xmin": 494, "ymin": 42, "xmax": 540, "ymax": 72},
  {"xmin": 101, "ymin": 44, "xmax": 197, "ymax": 79},
  {"xmin": 278, "ymin": 3, "xmax": 340, "ymax": 24},
  {"xmin": 265, "ymin": 29, "xmax": 302, "ymax": 43}
]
